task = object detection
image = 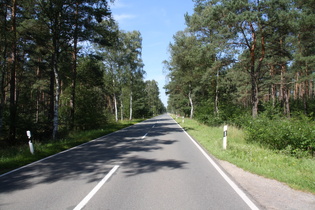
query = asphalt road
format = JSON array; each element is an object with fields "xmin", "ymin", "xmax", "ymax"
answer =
[{"xmin": 0, "ymin": 114, "xmax": 260, "ymax": 210}]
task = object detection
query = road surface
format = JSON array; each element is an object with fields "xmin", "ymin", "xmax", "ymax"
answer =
[{"xmin": 0, "ymin": 114, "xmax": 260, "ymax": 209}]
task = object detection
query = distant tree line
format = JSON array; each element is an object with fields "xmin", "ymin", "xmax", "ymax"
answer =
[
  {"xmin": 0, "ymin": 0, "xmax": 165, "ymax": 144},
  {"xmin": 165, "ymin": 0, "xmax": 314, "ymax": 121}
]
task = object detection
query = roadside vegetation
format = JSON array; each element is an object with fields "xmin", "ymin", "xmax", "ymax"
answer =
[
  {"xmin": 0, "ymin": 119, "xmax": 143, "ymax": 175},
  {"xmin": 0, "ymin": 1, "xmax": 166, "ymax": 175},
  {"xmin": 172, "ymin": 115, "xmax": 315, "ymax": 194},
  {"xmin": 0, "ymin": 1, "xmax": 165, "ymax": 146},
  {"xmin": 165, "ymin": 0, "xmax": 315, "ymax": 195}
]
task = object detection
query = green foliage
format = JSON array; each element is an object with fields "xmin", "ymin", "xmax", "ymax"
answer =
[
  {"xmin": 0, "ymin": 1, "xmax": 166, "ymax": 143},
  {"xmin": 144, "ymin": 80, "xmax": 165, "ymax": 117},
  {"xmin": 194, "ymin": 99, "xmax": 250, "ymax": 127},
  {"xmin": 74, "ymin": 86, "xmax": 107, "ymax": 130},
  {"xmin": 0, "ymin": 0, "xmax": 118, "ymax": 142},
  {"xmin": 194, "ymin": 104, "xmax": 224, "ymax": 126},
  {"xmin": 98, "ymin": 29, "xmax": 155, "ymax": 121},
  {"xmin": 244, "ymin": 114, "xmax": 315, "ymax": 157},
  {"xmin": 167, "ymin": 0, "xmax": 315, "ymax": 124}
]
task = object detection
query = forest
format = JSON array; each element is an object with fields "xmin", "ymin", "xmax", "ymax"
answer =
[
  {"xmin": 165, "ymin": 0, "xmax": 315, "ymax": 156},
  {"xmin": 0, "ymin": 0, "xmax": 165, "ymax": 144}
]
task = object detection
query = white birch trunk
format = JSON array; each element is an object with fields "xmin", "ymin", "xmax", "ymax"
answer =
[
  {"xmin": 189, "ymin": 91, "xmax": 194, "ymax": 119},
  {"xmin": 53, "ymin": 70, "xmax": 60, "ymax": 140},
  {"xmin": 129, "ymin": 91, "xmax": 133, "ymax": 120},
  {"xmin": 114, "ymin": 93, "xmax": 118, "ymax": 122}
]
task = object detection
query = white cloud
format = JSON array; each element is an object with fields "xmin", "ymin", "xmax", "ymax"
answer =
[
  {"xmin": 110, "ymin": 0, "xmax": 128, "ymax": 9},
  {"xmin": 113, "ymin": 14, "xmax": 137, "ymax": 22}
]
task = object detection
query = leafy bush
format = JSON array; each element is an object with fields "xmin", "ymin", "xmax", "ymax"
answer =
[
  {"xmin": 244, "ymin": 114, "xmax": 315, "ymax": 157},
  {"xmin": 195, "ymin": 113, "xmax": 225, "ymax": 127},
  {"xmin": 230, "ymin": 112, "xmax": 252, "ymax": 128},
  {"xmin": 194, "ymin": 101, "xmax": 250, "ymax": 127}
]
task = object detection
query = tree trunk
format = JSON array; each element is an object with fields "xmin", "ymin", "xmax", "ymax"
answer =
[
  {"xmin": 9, "ymin": 0, "xmax": 17, "ymax": 142},
  {"xmin": 310, "ymin": 80, "xmax": 314, "ymax": 99},
  {"xmin": 283, "ymin": 86, "xmax": 290, "ymax": 118},
  {"xmin": 251, "ymin": 75, "xmax": 259, "ymax": 118},
  {"xmin": 120, "ymin": 93, "xmax": 123, "ymax": 121},
  {"xmin": 247, "ymin": 22, "xmax": 265, "ymax": 118},
  {"xmin": 129, "ymin": 91, "xmax": 133, "ymax": 120},
  {"xmin": 271, "ymin": 84, "xmax": 276, "ymax": 108},
  {"xmin": 249, "ymin": 38, "xmax": 259, "ymax": 118},
  {"xmin": 188, "ymin": 90, "xmax": 194, "ymax": 119},
  {"xmin": 294, "ymin": 72, "xmax": 299, "ymax": 100},
  {"xmin": 0, "ymin": 5, "xmax": 8, "ymax": 137},
  {"xmin": 49, "ymin": 67, "xmax": 55, "ymax": 133},
  {"xmin": 53, "ymin": 72, "xmax": 60, "ymax": 140},
  {"xmin": 0, "ymin": 67, "xmax": 5, "ymax": 137},
  {"xmin": 52, "ymin": 48, "xmax": 60, "ymax": 140},
  {"xmin": 280, "ymin": 64, "xmax": 290, "ymax": 118},
  {"xmin": 114, "ymin": 93, "xmax": 118, "ymax": 122},
  {"xmin": 303, "ymin": 80, "xmax": 308, "ymax": 114},
  {"xmin": 70, "ymin": 2, "xmax": 79, "ymax": 130},
  {"xmin": 70, "ymin": 42, "xmax": 77, "ymax": 130},
  {"xmin": 52, "ymin": 8, "xmax": 61, "ymax": 140},
  {"xmin": 35, "ymin": 59, "xmax": 41, "ymax": 123},
  {"xmin": 269, "ymin": 65, "xmax": 276, "ymax": 107},
  {"xmin": 214, "ymin": 68, "xmax": 219, "ymax": 116}
]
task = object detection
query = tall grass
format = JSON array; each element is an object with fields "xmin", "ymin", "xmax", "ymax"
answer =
[{"xmin": 175, "ymin": 116, "xmax": 315, "ymax": 194}]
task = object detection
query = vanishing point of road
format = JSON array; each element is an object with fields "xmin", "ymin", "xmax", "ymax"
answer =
[{"xmin": 0, "ymin": 114, "xmax": 260, "ymax": 209}]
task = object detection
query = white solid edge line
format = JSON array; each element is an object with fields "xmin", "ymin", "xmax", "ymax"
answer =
[
  {"xmin": 73, "ymin": 165, "xmax": 119, "ymax": 210},
  {"xmin": 172, "ymin": 118, "xmax": 260, "ymax": 210},
  {"xmin": 141, "ymin": 132, "xmax": 148, "ymax": 139}
]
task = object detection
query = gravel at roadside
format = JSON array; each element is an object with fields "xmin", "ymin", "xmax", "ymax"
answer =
[{"xmin": 219, "ymin": 160, "xmax": 315, "ymax": 210}]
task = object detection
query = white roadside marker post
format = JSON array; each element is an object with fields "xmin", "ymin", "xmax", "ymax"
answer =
[
  {"xmin": 26, "ymin": 130, "xmax": 34, "ymax": 154},
  {"xmin": 223, "ymin": 125, "xmax": 228, "ymax": 150}
]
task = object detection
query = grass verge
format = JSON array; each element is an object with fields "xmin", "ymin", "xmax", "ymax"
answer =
[
  {"xmin": 173, "ymin": 116, "xmax": 315, "ymax": 194},
  {"xmin": 0, "ymin": 119, "xmax": 143, "ymax": 175}
]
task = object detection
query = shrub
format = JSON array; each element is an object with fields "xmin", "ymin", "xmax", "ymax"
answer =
[{"xmin": 244, "ymin": 114, "xmax": 315, "ymax": 157}]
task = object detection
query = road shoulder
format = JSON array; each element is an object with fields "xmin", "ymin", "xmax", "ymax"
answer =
[{"xmin": 219, "ymin": 159, "xmax": 315, "ymax": 210}]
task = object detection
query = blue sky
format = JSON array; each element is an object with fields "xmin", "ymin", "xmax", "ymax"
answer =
[{"xmin": 110, "ymin": 0, "xmax": 195, "ymax": 106}]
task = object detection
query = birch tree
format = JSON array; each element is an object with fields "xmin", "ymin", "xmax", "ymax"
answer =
[{"xmin": 165, "ymin": 31, "xmax": 205, "ymax": 118}]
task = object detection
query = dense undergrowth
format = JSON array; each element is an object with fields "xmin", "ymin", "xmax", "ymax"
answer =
[
  {"xmin": 243, "ymin": 114, "xmax": 315, "ymax": 158},
  {"xmin": 194, "ymin": 106, "xmax": 315, "ymax": 159}
]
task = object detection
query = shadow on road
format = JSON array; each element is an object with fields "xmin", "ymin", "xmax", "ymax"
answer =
[
  {"xmin": 0, "ymin": 115, "xmax": 187, "ymax": 194},
  {"xmin": 123, "ymin": 156, "xmax": 187, "ymax": 177}
]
